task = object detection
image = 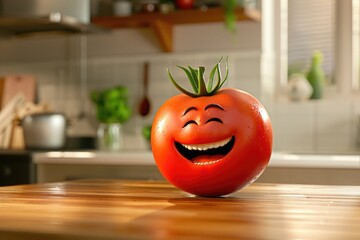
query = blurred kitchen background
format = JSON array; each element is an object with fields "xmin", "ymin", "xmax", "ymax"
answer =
[{"xmin": 1, "ymin": 0, "xmax": 360, "ymax": 186}]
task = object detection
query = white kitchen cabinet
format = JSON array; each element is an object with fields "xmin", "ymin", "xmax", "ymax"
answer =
[
  {"xmin": 36, "ymin": 164, "xmax": 164, "ymax": 183},
  {"xmin": 34, "ymin": 151, "xmax": 163, "ymax": 183}
]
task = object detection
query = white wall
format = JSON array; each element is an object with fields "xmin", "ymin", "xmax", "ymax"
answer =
[{"xmin": 270, "ymin": 99, "xmax": 360, "ymax": 153}]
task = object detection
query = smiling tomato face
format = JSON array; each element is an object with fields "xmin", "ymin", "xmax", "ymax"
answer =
[{"xmin": 151, "ymin": 88, "xmax": 273, "ymax": 197}]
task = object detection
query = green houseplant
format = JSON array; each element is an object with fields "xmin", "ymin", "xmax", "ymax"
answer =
[
  {"xmin": 90, "ymin": 86, "xmax": 132, "ymax": 150},
  {"xmin": 224, "ymin": 0, "xmax": 237, "ymax": 32}
]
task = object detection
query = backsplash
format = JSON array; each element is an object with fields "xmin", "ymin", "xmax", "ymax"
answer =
[{"xmin": 0, "ymin": 22, "xmax": 359, "ymax": 153}]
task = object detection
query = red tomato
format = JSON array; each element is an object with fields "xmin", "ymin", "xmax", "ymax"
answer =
[
  {"xmin": 176, "ymin": 0, "xmax": 194, "ymax": 9},
  {"xmin": 151, "ymin": 88, "xmax": 273, "ymax": 197}
]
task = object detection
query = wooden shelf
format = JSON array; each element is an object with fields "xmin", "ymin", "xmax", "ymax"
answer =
[{"xmin": 92, "ymin": 7, "xmax": 261, "ymax": 52}]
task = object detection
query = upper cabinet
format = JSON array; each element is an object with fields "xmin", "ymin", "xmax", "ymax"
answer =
[{"xmin": 92, "ymin": 7, "xmax": 261, "ymax": 52}]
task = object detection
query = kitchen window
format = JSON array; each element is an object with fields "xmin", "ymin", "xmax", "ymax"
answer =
[
  {"xmin": 287, "ymin": 0, "xmax": 335, "ymax": 84},
  {"xmin": 277, "ymin": 0, "xmax": 359, "ymax": 96}
]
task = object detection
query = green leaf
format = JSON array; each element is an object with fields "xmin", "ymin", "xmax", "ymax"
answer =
[
  {"xmin": 91, "ymin": 85, "xmax": 132, "ymax": 123},
  {"xmin": 188, "ymin": 66, "xmax": 199, "ymax": 89},
  {"xmin": 208, "ymin": 64, "xmax": 217, "ymax": 92},
  {"xmin": 177, "ymin": 66, "xmax": 197, "ymax": 92},
  {"xmin": 218, "ymin": 57, "xmax": 229, "ymax": 89},
  {"xmin": 167, "ymin": 68, "xmax": 198, "ymax": 98},
  {"xmin": 224, "ymin": 0, "xmax": 237, "ymax": 33},
  {"xmin": 209, "ymin": 64, "xmax": 221, "ymax": 95}
]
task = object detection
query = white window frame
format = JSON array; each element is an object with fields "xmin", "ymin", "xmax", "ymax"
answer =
[
  {"xmin": 351, "ymin": 0, "xmax": 360, "ymax": 90},
  {"xmin": 335, "ymin": 0, "xmax": 355, "ymax": 95}
]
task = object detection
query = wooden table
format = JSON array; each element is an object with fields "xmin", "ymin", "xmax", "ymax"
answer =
[{"xmin": 0, "ymin": 179, "xmax": 359, "ymax": 240}]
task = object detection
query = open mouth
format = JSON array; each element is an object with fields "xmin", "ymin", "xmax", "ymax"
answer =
[{"xmin": 175, "ymin": 136, "xmax": 235, "ymax": 166}]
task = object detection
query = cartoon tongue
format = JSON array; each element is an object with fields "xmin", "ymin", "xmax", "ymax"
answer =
[{"xmin": 192, "ymin": 155, "xmax": 224, "ymax": 164}]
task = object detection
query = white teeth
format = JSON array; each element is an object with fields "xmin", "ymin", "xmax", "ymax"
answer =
[
  {"xmin": 194, "ymin": 159, "xmax": 222, "ymax": 166},
  {"xmin": 181, "ymin": 137, "xmax": 232, "ymax": 151}
]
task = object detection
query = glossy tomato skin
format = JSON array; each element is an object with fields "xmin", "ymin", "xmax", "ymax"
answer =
[{"xmin": 151, "ymin": 88, "xmax": 273, "ymax": 197}]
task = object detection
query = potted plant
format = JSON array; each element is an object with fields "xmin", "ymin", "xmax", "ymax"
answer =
[
  {"xmin": 224, "ymin": 0, "xmax": 237, "ymax": 32},
  {"xmin": 90, "ymin": 85, "xmax": 132, "ymax": 150}
]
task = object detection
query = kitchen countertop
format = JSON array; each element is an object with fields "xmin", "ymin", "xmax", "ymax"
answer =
[
  {"xmin": 33, "ymin": 150, "xmax": 360, "ymax": 169},
  {"xmin": 0, "ymin": 179, "xmax": 359, "ymax": 239}
]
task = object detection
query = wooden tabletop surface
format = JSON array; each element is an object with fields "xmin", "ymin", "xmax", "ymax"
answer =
[{"xmin": 0, "ymin": 179, "xmax": 360, "ymax": 240}]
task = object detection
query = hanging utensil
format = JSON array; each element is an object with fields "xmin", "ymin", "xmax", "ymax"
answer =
[{"xmin": 139, "ymin": 62, "xmax": 151, "ymax": 116}]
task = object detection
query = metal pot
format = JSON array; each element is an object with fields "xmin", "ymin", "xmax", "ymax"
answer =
[{"xmin": 21, "ymin": 112, "xmax": 67, "ymax": 150}]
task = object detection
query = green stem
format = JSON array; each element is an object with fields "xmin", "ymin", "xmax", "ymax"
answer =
[{"xmin": 168, "ymin": 57, "xmax": 229, "ymax": 98}]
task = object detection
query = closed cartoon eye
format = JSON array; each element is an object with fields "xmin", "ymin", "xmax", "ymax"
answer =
[
  {"xmin": 183, "ymin": 120, "xmax": 198, "ymax": 128},
  {"xmin": 206, "ymin": 118, "xmax": 223, "ymax": 124}
]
